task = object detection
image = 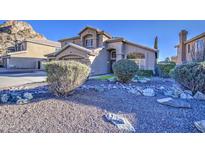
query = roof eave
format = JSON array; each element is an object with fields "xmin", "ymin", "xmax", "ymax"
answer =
[{"xmin": 58, "ymin": 36, "xmax": 80, "ymax": 42}]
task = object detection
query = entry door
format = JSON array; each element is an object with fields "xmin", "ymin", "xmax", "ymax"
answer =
[{"xmin": 110, "ymin": 50, "xmax": 116, "ymax": 73}]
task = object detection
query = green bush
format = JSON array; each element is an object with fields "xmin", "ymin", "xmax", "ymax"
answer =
[
  {"xmin": 112, "ymin": 59, "xmax": 138, "ymax": 83},
  {"xmin": 45, "ymin": 61, "xmax": 90, "ymax": 96},
  {"xmin": 137, "ymin": 70, "xmax": 153, "ymax": 77},
  {"xmin": 172, "ymin": 62, "xmax": 205, "ymax": 93},
  {"xmin": 157, "ymin": 62, "xmax": 176, "ymax": 78}
]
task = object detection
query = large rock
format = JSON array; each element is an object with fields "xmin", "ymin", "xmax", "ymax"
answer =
[
  {"xmin": 158, "ymin": 99, "xmax": 191, "ymax": 108},
  {"xmin": 16, "ymin": 97, "xmax": 29, "ymax": 105},
  {"xmin": 128, "ymin": 89, "xmax": 141, "ymax": 95},
  {"xmin": 163, "ymin": 90, "xmax": 174, "ymax": 97},
  {"xmin": 194, "ymin": 91, "xmax": 205, "ymax": 101},
  {"xmin": 180, "ymin": 92, "xmax": 193, "ymax": 99},
  {"xmin": 142, "ymin": 88, "xmax": 155, "ymax": 97},
  {"xmin": 0, "ymin": 94, "xmax": 9, "ymax": 103},
  {"xmin": 157, "ymin": 97, "xmax": 173, "ymax": 103},
  {"xmin": 23, "ymin": 92, "xmax": 33, "ymax": 100},
  {"xmin": 104, "ymin": 113, "xmax": 135, "ymax": 132},
  {"xmin": 194, "ymin": 120, "xmax": 205, "ymax": 133}
]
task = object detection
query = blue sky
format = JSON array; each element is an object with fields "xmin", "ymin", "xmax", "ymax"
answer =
[{"xmin": 1, "ymin": 20, "xmax": 205, "ymax": 60}]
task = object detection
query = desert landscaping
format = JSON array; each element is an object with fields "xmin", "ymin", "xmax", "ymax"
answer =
[
  {"xmin": 0, "ymin": 21, "xmax": 205, "ymax": 133},
  {"xmin": 0, "ymin": 74, "xmax": 205, "ymax": 133}
]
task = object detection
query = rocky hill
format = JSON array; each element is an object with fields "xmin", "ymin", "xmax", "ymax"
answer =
[{"xmin": 0, "ymin": 20, "xmax": 46, "ymax": 55}]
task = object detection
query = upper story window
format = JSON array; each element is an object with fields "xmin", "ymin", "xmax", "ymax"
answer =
[
  {"xmin": 84, "ymin": 34, "xmax": 93, "ymax": 48},
  {"xmin": 15, "ymin": 43, "xmax": 25, "ymax": 51},
  {"xmin": 187, "ymin": 44, "xmax": 191, "ymax": 53}
]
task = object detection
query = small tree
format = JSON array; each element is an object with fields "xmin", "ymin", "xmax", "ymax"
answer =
[{"xmin": 154, "ymin": 36, "xmax": 158, "ymax": 49}]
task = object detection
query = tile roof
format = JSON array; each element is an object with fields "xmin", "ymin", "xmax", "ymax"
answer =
[{"xmin": 45, "ymin": 42, "xmax": 95, "ymax": 57}]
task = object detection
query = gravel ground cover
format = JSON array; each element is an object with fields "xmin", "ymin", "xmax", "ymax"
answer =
[{"xmin": 0, "ymin": 78, "xmax": 205, "ymax": 133}]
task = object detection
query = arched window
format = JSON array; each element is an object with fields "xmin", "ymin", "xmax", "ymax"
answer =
[{"xmin": 84, "ymin": 34, "xmax": 93, "ymax": 48}]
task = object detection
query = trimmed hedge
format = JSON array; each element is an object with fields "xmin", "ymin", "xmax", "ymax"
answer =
[
  {"xmin": 172, "ymin": 62, "xmax": 205, "ymax": 93},
  {"xmin": 45, "ymin": 61, "xmax": 90, "ymax": 96},
  {"xmin": 157, "ymin": 62, "xmax": 176, "ymax": 78},
  {"xmin": 137, "ymin": 70, "xmax": 153, "ymax": 77},
  {"xmin": 112, "ymin": 59, "xmax": 138, "ymax": 83}
]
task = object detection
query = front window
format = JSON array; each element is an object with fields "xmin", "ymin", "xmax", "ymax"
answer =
[{"xmin": 127, "ymin": 52, "xmax": 145, "ymax": 69}]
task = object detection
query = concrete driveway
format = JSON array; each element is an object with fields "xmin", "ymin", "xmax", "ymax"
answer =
[{"xmin": 0, "ymin": 71, "xmax": 47, "ymax": 89}]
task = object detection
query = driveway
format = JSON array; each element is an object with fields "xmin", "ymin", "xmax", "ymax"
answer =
[{"xmin": 0, "ymin": 71, "xmax": 46, "ymax": 89}]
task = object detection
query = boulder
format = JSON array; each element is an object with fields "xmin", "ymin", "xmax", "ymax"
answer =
[
  {"xmin": 163, "ymin": 90, "xmax": 173, "ymax": 97},
  {"xmin": 158, "ymin": 99, "xmax": 191, "ymax": 108},
  {"xmin": 194, "ymin": 120, "xmax": 205, "ymax": 133},
  {"xmin": 194, "ymin": 91, "xmax": 205, "ymax": 101},
  {"xmin": 180, "ymin": 93, "xmax": 193, "ymax": 99},
  {"xmin": 159, "ymin": 86, "xmax": 165, "ymax": 90},
  {"xmin": 16, "ymin": 97, "xmax": 29, "ymax": 105},
  {"xmin": 23, "ymin": 92, "xmax": 33, "ymax": 100},
  {"xmin": 128, "ymin": 89, "xmax": 141, "ymax": 95},
  {"xmin": 157, "ymin": 97, "xmax": 173, "ymax": 103},
  {"xmin": 104, "ymin": 113, "xmax": 135, "ymax": 132},
  {"xmin": 142, "ymin": 88, "xmax": 155, "ymax": 97},
  {"xmin": 0, "ymin": 94, "xmax": 10, "ymax": 103},
  {"xmin": 138, "ymin": 79, "xmax": 148, "ymax": 83}
]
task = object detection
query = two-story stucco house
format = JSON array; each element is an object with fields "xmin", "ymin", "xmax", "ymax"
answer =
[
  {"xmin": 175, "ymin": 30, "xmax": 205, "ymax": 64},
  {"xmin": 2, "ymin": 39, "xmax": 60, "ymax": 69},
  {"xmin": 46, "ymin": 26, "xmax": 158, "ymax": 75}
]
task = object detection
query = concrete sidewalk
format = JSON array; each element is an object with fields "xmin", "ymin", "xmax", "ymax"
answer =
[{"xmin": 0, "ymin": 71, "xmax": 47, "ymax": 89}]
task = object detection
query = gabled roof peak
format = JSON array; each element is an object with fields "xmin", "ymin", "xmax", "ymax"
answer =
[{"xmin": 79, "ymin": 26, "xmax": 112, "ymax": 38}]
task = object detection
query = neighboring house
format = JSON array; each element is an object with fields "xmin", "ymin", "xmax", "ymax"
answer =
[
  {"xmin": 175, "ymin": 30, "xmax": 205, "ymax": 64},
  {"xmin": 2, "ymin": 39, "xmax": 60, "ymax": 69},
  {"xmin": 46, "ymin": 26, "xmax": 158, "ymax": 75}
]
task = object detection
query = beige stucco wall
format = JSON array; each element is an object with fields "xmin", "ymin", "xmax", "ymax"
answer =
[
  {"xmin": 11, "ymin": 42, "xmax": 57, "ymax": 59},
  {"xmin": 90, "ymin": 48, "xmax": 110, "ymax": 75},
  {"xmin": 7, "ymin": 42, "xmax": 58, "ymax": 69},
  {"xmin": 61, "ymin": 38, "xmax": 81, "ymax": 47},
  {"xmin": 124, "ymin": 43, "xmax": 156, "ymax": 70},
  {"xmin": 98, "ymin": 34, "xmax": 110, "ymax": 47}
]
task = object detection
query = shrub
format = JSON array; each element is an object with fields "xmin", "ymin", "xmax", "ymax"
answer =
[
  {"xmin": 172, "ymin": 62, "xmax": 205, "ymax": 93},
  {"xmin": 45, "ymin": 61, "xmax": 90, "ymax": 96},
  {"xmin": 112, "ymin": 59, "xmax": 138, "ymax": 83},
  {"xmin": 137, "ymin": 70, "xmax": 153, "ymax": 77},
  {"xmin": 157, "ymin": 62, "xmax": 176, "ymax": 78}
]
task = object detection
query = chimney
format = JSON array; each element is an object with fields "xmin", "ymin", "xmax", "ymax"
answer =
[{"xmin": 179, "ymin": 30, "xmax": 188, "ymax": 63}]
